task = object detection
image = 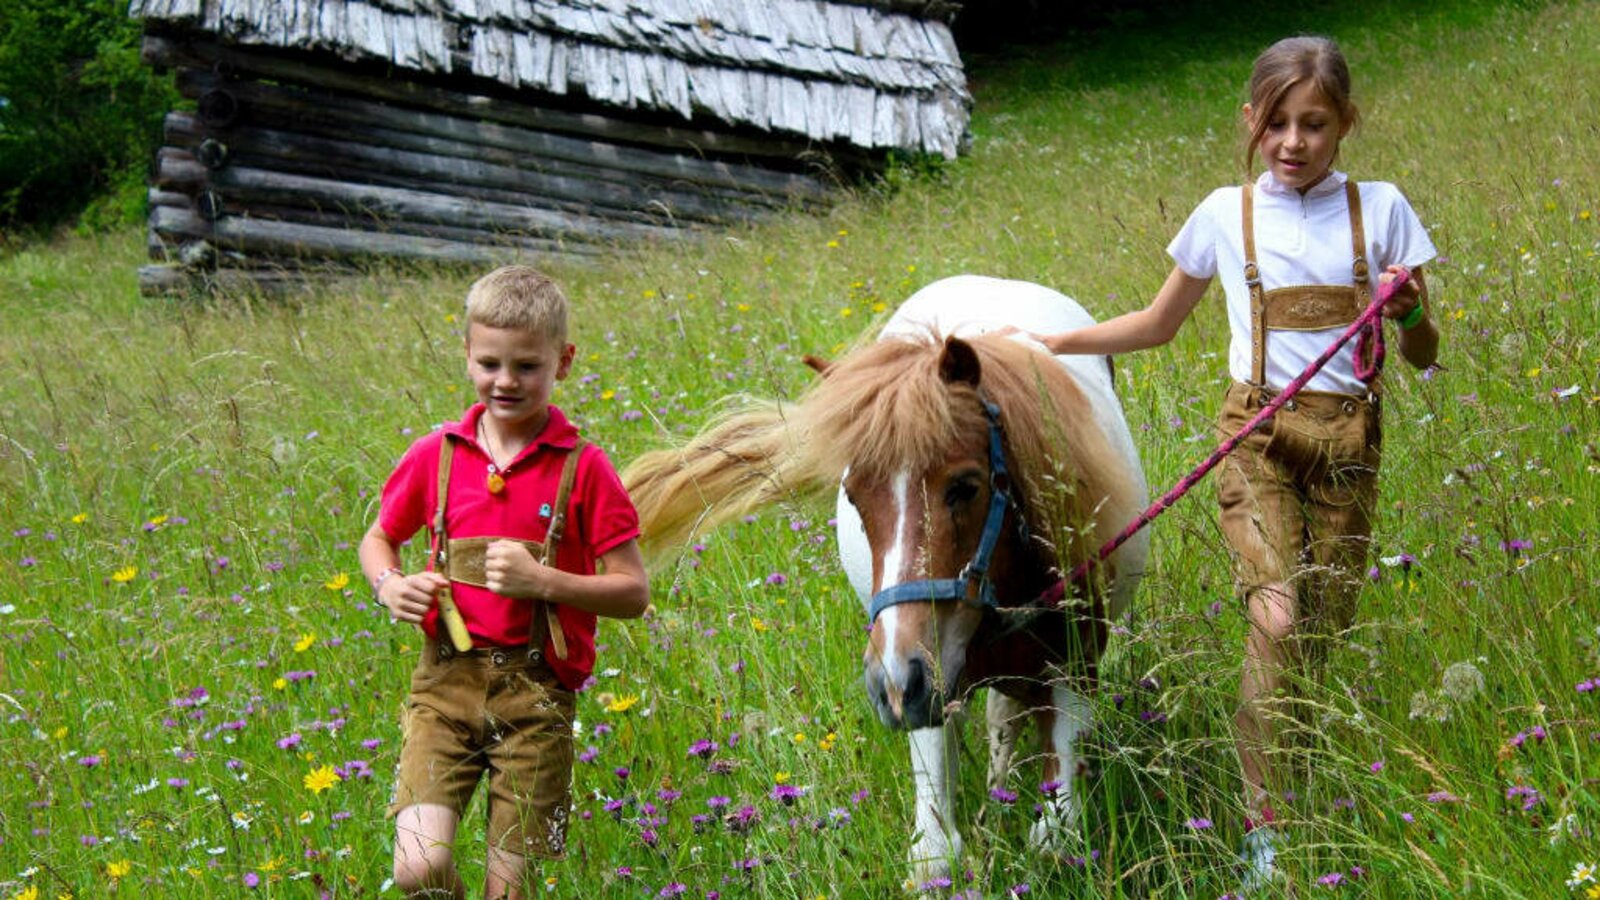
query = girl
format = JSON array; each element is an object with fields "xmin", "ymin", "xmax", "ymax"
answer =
[{"xmin": 1030, "ymin": 35, "xmax": 1439, "ymax": 889}]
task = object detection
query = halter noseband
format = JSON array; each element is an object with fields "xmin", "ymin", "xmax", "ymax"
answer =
[{"xmin": 866, "ymin": 394, "xmax": 1026, "ymax": 623}]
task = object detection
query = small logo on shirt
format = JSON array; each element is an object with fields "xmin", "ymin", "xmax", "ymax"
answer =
[{"xmin": 538, "ymin": 503, "xmax": 552, "ymax": 519}]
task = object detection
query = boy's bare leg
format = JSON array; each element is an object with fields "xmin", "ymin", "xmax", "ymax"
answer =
[
  {"xmin": 394, "ymin": 804, "xmax": 465, "ymax": 899},
  {"xmin": 1236, "ymin": 581, "xmax": 1296, "ymax": 818},
  {"xmin": 485, "ymin": 847, "xmax": 532, "ymax": 900}
]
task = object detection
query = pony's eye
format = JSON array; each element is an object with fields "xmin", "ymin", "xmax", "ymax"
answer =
[{"xmin": 944, "ymin": 479, "xmax": 980, "ymax": 508}]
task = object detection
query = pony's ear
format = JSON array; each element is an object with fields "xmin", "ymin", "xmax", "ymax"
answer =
[
  {"xmin": 801, "ymin": 353, "xmax": 833, "ymax": 377},
  {"xmin": 938, "ymin": 336, "xmax": 982, "ymax": 386}
]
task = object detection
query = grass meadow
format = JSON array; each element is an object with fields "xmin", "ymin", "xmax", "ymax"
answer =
[{"xmin": 2, "ymin": 0, "xmax": 1598, "ymax": 896}]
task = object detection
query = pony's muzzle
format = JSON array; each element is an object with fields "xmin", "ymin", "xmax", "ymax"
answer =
[{"xmin": 865, "ymin": 647, "xmax": 947, "ymax": 730}]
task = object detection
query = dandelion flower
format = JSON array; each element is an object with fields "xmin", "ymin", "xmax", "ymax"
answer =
[
  {"xmin": 107, "ymin": 859, "xmax": 132, "ymax": 878},
  {"xmin": 605, "ymin": 695, "xmax": 639, "ymax": 713},
  {"xmin": 304, "ymin": 764, "xmax": 341, "ymax": 795},
  {"xmin": 110, "ymin": 566, "xmax": 137, "ymax": 583},
  {"xmin": 323, "ymin": 572, "xmax": 350, "ymax": 591},
  {"xmin": 293, "ymin": 632, "xmax": 316, "ymax": 653}
]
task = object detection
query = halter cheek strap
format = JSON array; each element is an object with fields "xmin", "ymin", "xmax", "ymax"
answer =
[{"xmin": 866, "ymin": 395, "xmax": 1021, "ymax": 622}]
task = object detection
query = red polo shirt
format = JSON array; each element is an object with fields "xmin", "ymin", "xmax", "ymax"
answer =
[{"xmin": 378, "ymin": 403, "xmax": 640, "ymax": 689}]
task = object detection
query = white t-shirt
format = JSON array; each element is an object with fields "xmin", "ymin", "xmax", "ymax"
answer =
[{"xmin": 1168, "ymin": 170, "xmax": 1437, "ymax": 394}]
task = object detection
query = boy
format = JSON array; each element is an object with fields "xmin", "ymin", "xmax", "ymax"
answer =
[{"xmin": 359, "ymin": 266, "xmax": 649, "ymax": 899}]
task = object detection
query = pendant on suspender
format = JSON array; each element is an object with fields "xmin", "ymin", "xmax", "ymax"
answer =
[{"xmin": 486, "ymin": 464, "xmax": 506, "ymax": 495}]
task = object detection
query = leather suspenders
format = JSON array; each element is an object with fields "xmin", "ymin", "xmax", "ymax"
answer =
[
  {"xmin": 1241, "ymin": 180, "xmax": 1376, "ymax": 389},
  {"xmin": 431, "ymin": 435, "xmax": 587, "ymax": 659}
]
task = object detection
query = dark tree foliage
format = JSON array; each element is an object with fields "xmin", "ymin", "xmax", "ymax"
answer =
[{"xmin": 0, "ymin": 0, "xmax": 177, "ymax": 231}]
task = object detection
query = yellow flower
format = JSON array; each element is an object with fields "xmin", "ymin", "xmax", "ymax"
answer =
[
  {"xmin": 825, "ymin": 240, "xmax": 840, "ymax": 249},
  {"xmin": 872, "ymin": 302, "xmax": 887, "ymax": 313},
  {"xmin": 147, "ymin": 515, "xmax": 168, "ymax": 528},
  {"xmin": 70, "ymin": 513, "xmax": 88, "ymax": 524},
  {"xmin": 774, "ymin": 771, "xmax": 790, "ymax": 784},
  {"xmin": 1580, "ymin": 209, "xmax": 1592, "ymax": 221},
  {"xmin": 111, "ymin": 566, "xmax": 137, "ymax": 583},
  {"xmin": 606, "ymin": 694, "xmax": 640, "ymax": 713},
  {"xmin": 601, "ymin": 389, "xmax": 616, "ymax": 401},
  {"xmin": 273, "ymin": 677, "xmax": 288, "ymax": 691},
  {"xmin": 837, "ymin": 229, "xmax": 849, "ymax": 236},
  {"xmin": 792, "ymin": 732, "xmax": 807, "ymax": 744},
  {"xmin": 1526, "ymin": 367, "xmax": 1542, "ymax": 378},
  {"xmin": 736, "ymin": 303, "xmax": 751, "ymax": 312},
  {"xmin": 106, "ymin": 859, "xmax": 132, "ymax": 878},
  {"xmin": 52, "ymin": 726, "xmax": 67, "ymax": 740},
  {"xmin": 642, "ymin": 289, "xmax": 657, "ymax": 299},
  {"xmin": 323, "ymin": 572, "xmax": 350, "ymax": 591},
  {"xmin": 839, "ymin": 307, "xmax": 853, "ymax": 317},
  {"xmin": 444, "ymin": 313, "xmax": 456, "ymax": 323},
  {"xmin": 751, "ymin": 617, "xmax": 769, "ymax": 633},
  {"xmin": 303, "ymin": 764, "xmax": 342, "ymax": 795},
  {"xmin": 906, "ymin": 264, "xmax": 917, "ymax": 273},
  {"xmin": 10, "ymin": 886, "xmax": 38, "ymax": 900},
  {"xmin": 294, "ymin": 632, "xmax": 316, "ymax": 653},
  {"xmin": 1587, "ymin": 884, "xmax": 1600, "ymax": 900}
]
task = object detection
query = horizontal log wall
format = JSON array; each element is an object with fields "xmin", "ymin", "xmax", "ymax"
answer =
[{"xmin": 141, "ymin": 32, "xmax": 851, "ymax": 295}]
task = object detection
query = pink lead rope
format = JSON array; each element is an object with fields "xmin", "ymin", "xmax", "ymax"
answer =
[{"xmin": 1042, "ymin": 267, "xmax": 1411, "ymax": 604}]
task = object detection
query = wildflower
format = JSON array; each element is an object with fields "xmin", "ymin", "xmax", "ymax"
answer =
[
  {"xmin": 277, "ymin": 733, "xmax": 303, "ymax": 750},
  {"xmin": 1369, "ymin": 760, "xmax": 1385, "ymax": 773},
  {"xmin": 751, "ymin": 617, "xmax": 769, "ymax": 633},
  {"xmin": 323, "ymin": 572, "xmax": 350, "ymax": 591},
  {"xmin": 1578, "ymin": 679, "xmax": 1597, "ymax": 694},
  {"xmin": 297, "ymin": 810, "xmax": 314, "ymax": 825},
  {"xmin": 78, "ymin": 755, "xmax": 102, "ymax": 768},
  {"xmin": 1425, "ymin": 790, "xmax": 1459, "ymax": 804},
  {"xmin": 658, "ymin": 884, "xmax": 688, "ymax": 898},
  {"xmin": 765, "ymin": 572, "xmax": 787, "ymax": 586},
  {"xmin": 111, "ymin": 565, "xmax": 137, "ymax": 583},
  {"xmin": 243, "ymin": 872, "xmax": 260, "ymax": 888},
  {"xmin": 294, "ymin": 633, "xmax": 316, "ymax": 652},
  {"xmin": 1317, "ymin": 871, "xmax": 1344, "ymax": 887},
  {"xmin": 1184, "ymin": 817, "xmax": 1213, "ymax": 829},
  {"xmin": 71, "ymin": 512, "xmax": 88, "ymax": 524},
  {"xmin": 1565, "ymin": 861, "xmax": 1595, "ymax": 888},
  {"xmin": 687, "ymin": 739, "xmax": 719, "ymax": 758},
  {"xmin": 304, "ymin": 764, "xmax": 341, "ymax": 794},
  {"xmin": 107, "ymin": 859, "xmax": 132, "ymax": 878},
  {"xmin": 989, "ymin": 787, "xmax": 1018, "ymax": 806},
  {"xmin": 605, "ymin": 695, "xmax": 640, "ymax": 713},
  {"xmin": 771, "ymin": 784, "xmax": 805, "ymax": 805}
]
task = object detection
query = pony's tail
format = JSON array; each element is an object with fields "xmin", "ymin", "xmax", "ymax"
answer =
[{"xmin": 621, "ymin": 401, "xmax": 803, "ymax": 565}]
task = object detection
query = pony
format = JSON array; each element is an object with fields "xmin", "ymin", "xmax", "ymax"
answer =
[{"xmin": 623, "ymin": 275, "xmax": 1150, "ymax": 880}]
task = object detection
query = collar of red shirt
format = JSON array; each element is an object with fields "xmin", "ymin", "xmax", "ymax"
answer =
[{"xmin": 440, "ymin": 403, "xmax": 580, "ymax": 468}]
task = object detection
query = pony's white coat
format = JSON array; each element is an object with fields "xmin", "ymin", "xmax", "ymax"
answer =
[{"xmin": 835, "ymin": 275, "xmax": 1151, "ymax": 878}]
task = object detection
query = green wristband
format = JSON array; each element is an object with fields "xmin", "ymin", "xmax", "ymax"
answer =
[{"xmin": 1398, "ymin": 303, "xmax": 1426, "ymax": 330}]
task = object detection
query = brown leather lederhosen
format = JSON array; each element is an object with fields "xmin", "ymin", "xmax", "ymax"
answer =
[
  {"xmin": 432, "ymin": 434, "xmax": 587, "ymax": 661},
  {"xmin": 1215, "ymin": 181, "xmax": 1383, "ymax": 657}
]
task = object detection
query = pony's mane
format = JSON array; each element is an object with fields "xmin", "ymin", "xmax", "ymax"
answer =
[
  {"xmin": 790, "ymin": 332, "xmax": 1133, "ymax": 556},
  {"xmin": 623, "ymin": 331, "xmax": 1136, "ymax": 564}
]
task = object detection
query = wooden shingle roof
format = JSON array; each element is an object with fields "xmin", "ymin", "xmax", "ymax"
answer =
[{"xmin": 129, "ymin": 0, "xmax": 971, "ymax": 158}]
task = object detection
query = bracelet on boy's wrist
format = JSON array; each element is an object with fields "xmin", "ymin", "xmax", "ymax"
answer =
[
  {"xmin": 1398, "ymin": 303, "xmax": 1426, "ymax": 330},
  {"xmin": 372, "ymin": 567, "xmax": 403, "ymax": 599}
]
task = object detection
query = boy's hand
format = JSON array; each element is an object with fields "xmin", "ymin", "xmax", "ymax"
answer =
[
  {"xmin": 380, "ymin": 571, "xmax": 449, "ymax": 626},
  {"xmin": 484, "ymin": 540, "xmax": 549, "ymax": 600}
]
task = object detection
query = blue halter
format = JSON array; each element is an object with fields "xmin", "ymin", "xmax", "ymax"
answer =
[{"xmin": 866, "ymin": 395, "xmax": 1023, "ymax": 623}]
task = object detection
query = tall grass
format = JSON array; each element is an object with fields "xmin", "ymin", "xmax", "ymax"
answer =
[{"xmin": 2, "ymin": 0, "xmax": 1597, "ymax": 897}]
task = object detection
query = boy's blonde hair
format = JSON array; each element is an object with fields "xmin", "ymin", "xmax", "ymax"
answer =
[
  {"xmin": 1244, "ymin": 35, "xmax": 1360, "ymax": 172},
  {"xmin": 465, "ymin": 266, "xmax": 568, "ymax": 343}
]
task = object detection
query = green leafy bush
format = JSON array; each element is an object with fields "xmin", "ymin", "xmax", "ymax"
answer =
[{"xmin": 0, "ymin": 0, "xmax": 176, "ymax": 232}]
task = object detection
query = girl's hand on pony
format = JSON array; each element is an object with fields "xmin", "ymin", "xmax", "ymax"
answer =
[
  {"xmin": 380, "ymin": 571, "xmax": 449, "ymax": 626},
  {"xmin": 1378, "ymin": 264, "xmax": 1422, "ymax": 321}
]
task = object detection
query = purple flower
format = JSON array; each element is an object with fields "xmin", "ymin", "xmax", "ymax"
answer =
[
  {"xmin": 616, "ymin": 866, "xmax": 633, "ymax": 879},
  {"xmin": 658, "ymin": 885, "xmax": 688, "ymax": 898},
  {"xmin": 1425, "ymin": 790, "xmax": 1459, "ymax": 804},
  {"xmin": 361, "ymin": 738, "xmax": 382, "ymax": 750},
  {"xmin": 1317, "ymin": 871, "xmax": 1344, "ymax": 887},
  {"xmin": 78, "ymin": 755, "xmax": 102, "ymax": 768},
  {"xmin": 578, "ymin": 746, "xmax": 599, "ymax": 763},
  {"xmin": 167, "ymin": 777, "xmax": 189, "ymax": 789},
  {"xmin": 727, "ymin": 804, "xmax": 760, "ymax": 833},
  {"xmin": 1369, "ymin": 760, "xmax": 1385, "ymax": 773},
  {"xmin": 687, "ymin": 739, "xmax": 719, "ymax": 758},
  {"xmin": 1039, "ymin": 780, "xmax": 1063, "ymax": 796},
  {"xmin": 1578, "ymin": 679, "xmax": 1597, "ymax": 694},
  {"xmin": 770, "ymin": 784, "xmax": 805, "ymax": 805},
  {"xmin": 765, "ymin": 572, "xmax": 787, "ymax": 586},
  {"xmin": 1184, "ymin": 817, "xmax": 1212, "ymax": 829},
  {"xmin": 707, "ymin": 795, "xmax": 731, "ymax": 810},
  {"xmin": 243, "ymin": 872, "xmax": 260, "ymax": 888},
  {"xmin": 989, "ymin": 787, "xmax": 1017, "ymax": 805},
  {"xmin": 614, "ymin": 766, "xmax": 631, "ymax": 781},
  {"xmin": 277, "ymin": 733, "xmax": 302, "ymax": 750}
]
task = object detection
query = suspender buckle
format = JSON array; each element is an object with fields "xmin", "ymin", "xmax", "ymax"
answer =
[{"xmin": 1352, "ymin": 256, "xmax": 1369, "ymax": 281}]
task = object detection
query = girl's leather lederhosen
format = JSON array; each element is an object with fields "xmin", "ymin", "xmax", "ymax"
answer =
[{"xmin": 1216, "ymin": 181, "xmax": 1382, "ymax": 642}]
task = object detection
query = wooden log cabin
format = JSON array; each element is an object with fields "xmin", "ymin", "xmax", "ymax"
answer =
[{"xmin": 129, "ymin": 0, "xmax": 971, "ymax": 294}]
